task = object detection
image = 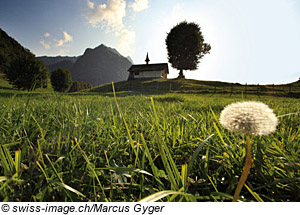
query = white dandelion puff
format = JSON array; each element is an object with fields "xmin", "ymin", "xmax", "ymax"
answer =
[
  {"xmin": 219, "ymin": 100, "xmax": 278, "ymax": 201},
  {"xmin": 219, "ymin": 101, "xmax": 278, "ymax": 136}
]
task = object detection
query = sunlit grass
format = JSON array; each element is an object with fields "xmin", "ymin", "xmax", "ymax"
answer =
[{"xmin": 0, "ymin": 86, "xmax": 299, "ymax": 201}]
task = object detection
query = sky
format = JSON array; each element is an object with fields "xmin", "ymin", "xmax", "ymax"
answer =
[{"xmin": 0, "ymin": 0, "xmax": 300, "ymax": 84}]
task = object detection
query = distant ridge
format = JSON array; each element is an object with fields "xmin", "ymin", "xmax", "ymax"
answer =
[
  {"xmin": 38, "ymin": 56, "xmax": 79, "ymax": 66},
  {"xmin": 48, "ymin": 60, "xmax": 75, "ymax": 73}
]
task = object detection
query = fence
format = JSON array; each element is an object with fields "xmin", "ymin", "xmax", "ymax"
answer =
[{"xmin": 97, "ymin": 81, "xmax": 300, "ymax": 98}]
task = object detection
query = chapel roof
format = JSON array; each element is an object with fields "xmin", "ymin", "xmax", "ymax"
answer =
[{"xmin": 128, "ymin": 63, "xmax": 169, "ymax": 74}]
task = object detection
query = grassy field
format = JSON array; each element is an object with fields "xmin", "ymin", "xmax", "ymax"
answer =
[
  {"xmin": 0, "ymin": 77, "xmax": 300, "ymax": 202},
  {"xmin": 91, "ymin": 78, "xmax": 300, "ymax": 98}
]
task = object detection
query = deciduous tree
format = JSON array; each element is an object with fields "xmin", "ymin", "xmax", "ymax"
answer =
[
  {"xmin": 50, "ymin": 68, "xmax": 72, "ymax": 92},
  {"xmin": 5, "ymin": 51, "xmax": 49, "ymax": 91},
  {"xmin": 166, "ymin": 21, "xmax": 211, "ymax": 78}
]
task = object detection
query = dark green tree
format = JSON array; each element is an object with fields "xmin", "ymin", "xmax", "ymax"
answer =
[
  {"xmin": 165, "ymin": 21, "xmax": 211, "ymax": 78},
  {"xmin": 0, "ymin": 28, "xmax": 27, "ymax": 74},
  {"xmin": 5, "ymin": 51, "xmax": 49, "ymax": 90},
  {"xmin": 68, "ymin": 81, "xmax": 93, "ymax": 92},
  {"xmin": 51, "ymin": 68, "xmax": 72, "ymax": 92},
  {"xmin": 68, "ymin": 81, "xmax": 81, "ymax": 92}
]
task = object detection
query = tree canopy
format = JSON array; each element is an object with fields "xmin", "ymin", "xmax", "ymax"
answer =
[
  {"xmin": 165, "ymin": 21, "xmax": 211, "ymax": 78},
  {"xmin": 68, "ymin": 81, "xmax": 92, "ymax": 92},
  {"xmin": 51, "ymin": 68, "xmax": 73, "ymax": 92},
  {"xmin": 0, "ymin": 28, "xmax": 29, "ymax": 74},
  {"xmin": 1, "ymin": 28, "xmax": 49, "ymax": 90},
  {"xmin": 5, "ymin": 51, "xmax": 49, "ymax": 90}
]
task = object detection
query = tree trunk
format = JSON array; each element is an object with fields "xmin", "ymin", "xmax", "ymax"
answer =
[{"xmin": 177, "ymin": 69, "xmax": 185, "ymax": 79}]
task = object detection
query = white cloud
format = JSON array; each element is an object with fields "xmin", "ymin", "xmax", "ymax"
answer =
[
  {"xmin": 117, "ymin": 29, "xmax": 136, "ymax": 55},
  {"xmin": 86, "ymin": 0, "xmax": 138, "ymax": 56},
  {"xmin": 59, "ymin": 49, "xmax": 66, "ymax": 55},
  {"xmin": 53, "ymin": 32, "xmax": 73, "ymax": 47},
  {"xmin": 129, "ymin": 0, "xmax": 149, "ymax": 12},
  {"xmin": 40, "ymin": 31, "xmax": 73, "ymax": 55},
  {"xmin": 56, "ymin": 40, "xmax": 64, "ymax": 47},
  {"xmin": 87, "ymin": 0, "xmax": 126, "ymax": 32},
  {"xmin": 40, "ymin": 40, "xmax": 50, "ymax": 49},
  {"xmin": 63, "ymin": 31, "xmax": 73, "ymax": 42},
  {"xmin": 87, "ymin": 0, "xmax": 94, "ymax": 9}
]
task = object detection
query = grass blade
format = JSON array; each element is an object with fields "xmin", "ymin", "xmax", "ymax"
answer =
[
  {"xmin": 211, "ymin": 192, "xmax": 234, "ymax": 201},
  {"xmin": 112, "ymin": 82, "xmax": 138, "ymax": 160},
  {"xmin": 75, "ymin": 138, "xmax": 108, "ymax": 201},
  {"xmin": 244, "ymin": 183, "xmax": 264, "ymax": 202},
  {"xmin": 140, "ymin": 133, "xmax": 157, "ymax": 176},
  {"xmin": 0, "ymin": 146, "xmax": 12, "ymax": 176},
  {"xmin": 0, "ymin": 94, "xmax": 16, "ymax": 124},
  {"xmin": 45, "ymin": 154, "xmax": 63, "ymax": 183},
  {"xmin": 14, "ymin": 150, "xmax": 21, "ymax": 176},
  {"xmin": 155, "ymin": 134, "xmax": 179, "ymax": 190},
  {"xmin": 187, "ymin": 134, "xmax": 214, "ymax": 175},
  {"xmin": 0, "ymin": 145, "xmax": 14, "ymax": 176},
  {"xmin": 36, "ymin": 161, "xmax": 49, "ymax": 182},
  {"xmin": 181, "ymin": 164, "xmax": 188, "ymax": 189},
  {"xmin": 0, "ymin": 176, "xmax": 9, "ymax": 183},
  {"xmin": 53, "ymin": 182, "xmax": 86, "ymax": 198},
  {"xmin": 139, "ymin": 190, "xmax": 195, "ymax": 202}
]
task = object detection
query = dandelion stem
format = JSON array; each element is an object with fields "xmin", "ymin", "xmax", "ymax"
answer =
[{"xmin": 232, "ymin": 135, "xmax": 252, "ymax": 202}]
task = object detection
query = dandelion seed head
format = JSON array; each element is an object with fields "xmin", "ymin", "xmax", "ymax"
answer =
[{"xmin": 219, "ymin": 101, "xmax": 278, "ymax": 136}]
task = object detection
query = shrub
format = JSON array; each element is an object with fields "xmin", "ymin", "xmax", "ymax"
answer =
[
  {"xmin": 5, "ymin": 51, "xmax": 49, "ymax": 91},
  {"xmin": 50, "ymin": 68, "xmax": 72, "ymax": 92}
]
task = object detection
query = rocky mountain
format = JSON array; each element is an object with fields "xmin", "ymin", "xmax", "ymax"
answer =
[
  {"xmin": 38, "ymin": 56, "xmax": 80, "ymax": 73},
  {"xmin": 47, "ymin": 60, "xmax": 75, "ymax": 72},
  {"xmin": 126, "ymin": 56, "xmax": 134, "ymax": 64},
  {"xmin": 71, "ymin": 44, "xmax": 132, "ymax": 86}
]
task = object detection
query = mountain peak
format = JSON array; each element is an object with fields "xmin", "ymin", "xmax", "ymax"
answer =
[
  {"xmin": 71, "ymin": 44, "xmax": 132, "ymax": 86},
  {"xmin": 84, "ymin": 44, "xmax": 112, "ymax": 55},
  {"xmin": 96, "ymin": 44, "xmax": 107, "ymax": 49}
]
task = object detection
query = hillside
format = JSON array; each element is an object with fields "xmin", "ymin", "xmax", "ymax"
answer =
[
  {"xmin": 0, "ymin": 28, "xmax": 33, "ymax": 74},
  {"xmin": 47, "ymin": 60, "xmax": 75, "ymax": 72},
  {"xmin": 0, "ymin": 73, "xmax": 11, "ymax": 89},
  {"xmin": 0, "ymin": 28, "xmax": 50, "ymax": 91},
  {"xmin": 71, "ymin": 44, "xmax": 132, "ymax": 86},
  {"xmin": 90, "ymin": 78, "xmax": 300, "ymax": 97}
]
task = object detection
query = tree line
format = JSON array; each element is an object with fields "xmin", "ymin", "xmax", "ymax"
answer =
[
  {"xmin": 50, "ymin": 68, "xmax": 92, "ymax": 92},
  {"xmin": 5, "ymin": 52, "xmax": 91, "ymax": 92}
]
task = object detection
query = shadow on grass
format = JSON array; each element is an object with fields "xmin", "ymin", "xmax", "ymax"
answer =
[{"xmin": 0, "ymin": 86, "xmax": 13, "ymax": 90}]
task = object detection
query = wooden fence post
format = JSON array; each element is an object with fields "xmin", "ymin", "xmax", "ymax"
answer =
[{"xmin": 230, "ymin": 85, "xmax": 234, "ymax": 96}]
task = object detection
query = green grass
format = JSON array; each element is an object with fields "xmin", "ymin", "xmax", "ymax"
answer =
[
  {"xmin": 0, "ymin": 78, "xmax": 300, "ymax": 202},
  {"xmin": 91, "ymin": 78, "xmax": 300, "ymax": 98}
]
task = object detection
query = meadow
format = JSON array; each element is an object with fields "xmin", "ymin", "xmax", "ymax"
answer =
[{"xmin": 0, "ymin": 78, "xmax": 300, "ymax": 202}]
